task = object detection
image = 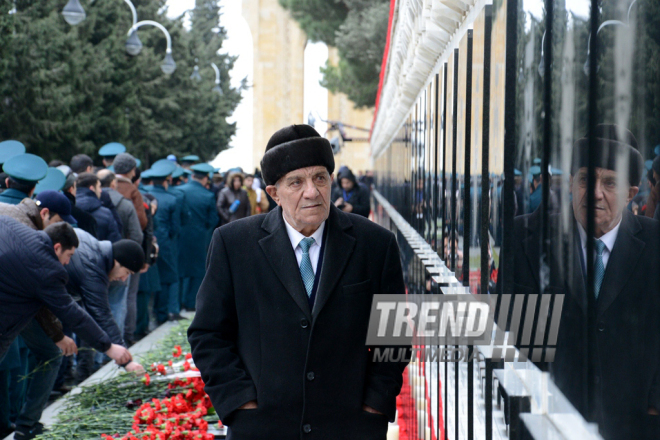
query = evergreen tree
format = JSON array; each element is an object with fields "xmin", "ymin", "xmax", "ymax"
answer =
[{"xmin": 0, "ymin": 0, "xmax": 243, "ymax": 166}]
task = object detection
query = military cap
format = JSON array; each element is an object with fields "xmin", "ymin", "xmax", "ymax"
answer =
[
  {"xmin": 533, "ymin": 158, "xmax": 542, "ymax": 165},
  {"xmin": 514, "ymin": 169, "xmax": 522, "ymax": 176},
  {"xmin": 34, "ymin": 168, "xmax": 66, "ymax": 195},
  {"xmin": 551, "ymin": 167, "xmax": 563, "ymax": 176},
  {"xmin": 140, "ymin": 169, "xmax": 153, "ymax": 179},
  {"xmin": 0, "ymin": 140, "xmax": 26, "ymax": 165},
  {"xmin": 183, "ymin": 169, "xmax": 192, "ymax": 176},
  {"xmin": 190, "ymin": 163, "xmax": 215, "ymax": 174},
  {"xmin": 167, "ymin": 154, "xmax": 177, "ymax": 162},
  {"xmin": 3, "ymin": 154, "xmax": 48, "ymax": 182},
  {"xmin": 171, "ymin": 166, "xmax": 185, "ymax": 179},
  {"xmin": 135, "ymin": 158, "xmax": 142, "ymax": 169},
  {"xmin": 149, "ymin": 160, "xmax": 177, "ymax": 178},
  {"xmin": 99, "ymin": 142, "xmax": 127, "ymax": 157},
  {"xmin": 181, "ymin": 155, "xmax": 200, "ymax": 162}
]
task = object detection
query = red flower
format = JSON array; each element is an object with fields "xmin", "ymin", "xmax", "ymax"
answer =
[
  {"xmin": 185, "ymin": 353, "xmax": 192, "ymax": 360},
  {"xmin": 183, "ymin": 361, "xmax": 191, "ymax": 372},
  {"xmin": 172, "ymin": 345, "xmax": 182, "ymax": 358},
  {"xmin": 142, "ymin": 373, "xmax": 151, "ymax": 387}
]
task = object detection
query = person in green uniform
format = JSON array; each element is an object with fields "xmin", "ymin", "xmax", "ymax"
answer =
[
  {"xmin": 0, "ymin": 140, "xmax": 26, "ymax": 194},
  {"xmin": 145, "ymin": 161, "xmax": 182, "ymax": 323},
  {"xmin": 0, "ymin": 154, "xmax": 48, "ymax": 205},
  {"xmin": 98, "ymin": 142, "xmax": 126, "ymax": 170},
  {"xmin": 177, "ymin": 163, "xmax": 219, "ymax": 310},
  {"xmin": 0, "ymin": 152, "xmax": 48, "ymax": 438}
]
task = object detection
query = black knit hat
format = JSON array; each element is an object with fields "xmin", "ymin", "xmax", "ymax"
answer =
[
  {"xmin": 112, "ymin": 239, "xmax": 145, "ymax": 273},
  {"xmin": 572, "ymin": 124, "xmax": 644, "ymax": 186},
  {"xmin": 260, "ymin": 125, "xmax": 335, "ymax": 186}
]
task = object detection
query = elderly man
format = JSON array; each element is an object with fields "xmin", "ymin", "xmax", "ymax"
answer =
[
  {"xmin": 505, "ymin": 124, "xmax": 660, "ymax": 439},
  {"xmin": 189, "ymin": 125, "xmax": 408, "ymax": 440}
]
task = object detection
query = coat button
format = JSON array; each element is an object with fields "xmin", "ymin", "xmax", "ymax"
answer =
[
  {"xmin": 302, "ymin": 424, "xmax": 312, "ymax": 434},
  {"xmin": 300, "ymin": 319, "xmax": 309, "ymax": 329},
  {"xmin": 307, "ymin": 372, "xmax": 315, "ymax": 381},
  {"xmin": 598, "ymin": 322, "xmax": 605, "ymax": 332}
]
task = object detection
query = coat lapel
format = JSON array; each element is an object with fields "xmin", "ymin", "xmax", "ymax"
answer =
[
  {"xmin": 596, "ymin": 210, "xmax": 644, "ymax": 318},
  {"xmin": 258, "ymin": 207, "xmax": 312, "ymax": 319},
  {"xmin": 568, "ymin": 227, "xmax": 588, "ymax": 314},
  {"xmin": 312, "ymin": 205, "xmax": 356, "ymax": 319}
]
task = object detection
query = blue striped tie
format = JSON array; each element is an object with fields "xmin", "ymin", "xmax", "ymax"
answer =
[
  {"xmin": 594, "ymin": 239, "xmax": 606, "ymax": 299},
  {"xmin": 299, "ymin": 237, "xmax": 316, "ymax": 297}
]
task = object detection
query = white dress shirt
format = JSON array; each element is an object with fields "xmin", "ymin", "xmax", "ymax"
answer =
[
  {"xmin": 576, "ymin": 219, "xmax": 621, "ymax": 270},
  {"xmin": 283, "ymin": 214, "xmax": 325, "ymax": 275}
]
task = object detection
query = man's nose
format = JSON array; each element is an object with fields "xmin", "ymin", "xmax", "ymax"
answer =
[
  {"xmin": 302, "ymin": 180, "xmax": 320, "ymax": 198},
  {"xmin": 594, "ymin": 180, "xmax": 604, "ymax": 199}
]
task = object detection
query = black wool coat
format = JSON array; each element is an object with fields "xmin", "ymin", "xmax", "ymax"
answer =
[
  {"xmin": 503, "ymin": 208, "xmax": 660, "ymax": 439},
  {"xmin": 188, "ymin": 205, "xmax": 408, "ymax": 440}
]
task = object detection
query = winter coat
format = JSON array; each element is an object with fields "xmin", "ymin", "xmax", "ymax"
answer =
[
  {"xmin": 246, "ymin": 187, "xmax": 269, "ymax": 216},
  {"xmin": 188, "ymin": 205, "xmax": 408, "ymax": 439},
  {"xmin": 147, "ymin": 185, "xmax": 181, "ymax": 284},
  {"xmin": 64, "ymin": 191, "xmax": 97, "ymax": 238},
  {"xmin": 177, "ymin": 180, "xmax": 219, "ymax": 279},
  {"xmin": 0, "ymin": 216, "xmax": 111, "ymax": 358},
  {"xmin": 76, "ymin": 188, "xmax": 122, "ymax": 243},
  {"xmin": 116, "ymin": 177, "xmax": 148, "ymax": 230},
  {"xmin": 217, "ymin": 186, "xmax": 251, "ymax": 223},
  {"xmin": 501, "ymin": 208, "xmax": 660, "ymax": 439},
  {"xmin": 0, "ymin": 200, "xmax": 64, "ymax": 343},
  {"xmin": 331, "ymin": 169, "xmax": 371, "ymax": 218},
  {"xmin": 104, "ymin": 188, "xmax": 143, "ymax": 244},
  {"xmin": 65, "ymin": 229, "xmax": 125, "ymax": 347}
]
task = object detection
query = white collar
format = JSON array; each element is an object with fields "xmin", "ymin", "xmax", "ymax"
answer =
[
  {"xmin": 576, "ymin": 218, "xmax": 622, "ymax": 253},
  {"xmin": 282, "ymin": 213, "xmax": 325, "ymax": 251}
]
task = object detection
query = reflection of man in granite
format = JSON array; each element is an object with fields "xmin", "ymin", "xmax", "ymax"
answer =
[{"xmin": 504, "ymin": 125, "xmax": 660, "ymax": 439}]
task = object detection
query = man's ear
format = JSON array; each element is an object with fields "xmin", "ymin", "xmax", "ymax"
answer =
[
  {"xmin": 53, "ymin": 242, "xmax": 62, "ymax": 255},
  {"xmin": 40, "ymin": 208, "xmax": 50, "ymax": 223},
  {"xmin": 265, "ymin": 185, "xmax": 279, "ymax": 205},
  {"xmin": 628, "ymin": 185, "xmax": 640, "ymax": 203},
  {"xmin": 4, "ymin": 177, "xmax": 9, "ymax": 188}
]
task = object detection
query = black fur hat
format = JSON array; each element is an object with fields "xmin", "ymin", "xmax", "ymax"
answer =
[
  {"xmin": 260, "ymin": 125, "xmax": 335, "ymax": 186},
  {"xmin": 572, "ymin": 124, "xmax": 644, "ymax": 187}
]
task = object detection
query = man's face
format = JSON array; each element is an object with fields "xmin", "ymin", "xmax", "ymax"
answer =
[
  {"xmin": 233, "ymin": 177, "xmax": 242, "ymax": 190},
  {"xmin": 41, "ymin": 209, "xmax": 64, "ymax": 228},
  {"xmin": 570, "ymin": 167, "xmax": 639, "ymax": 237},
  {"xmin": 109, "ymin": 261, "xmax": 132, "ymax": 282},
  {"xmin": 53, "ymin": 244, "xmax": 75, "ymax": 265},
  {"xmin": 340, "ymin": 178, "xmax": 354, "ymax": 191},
  {"xmin": 244, "ymin": 177, "xmax": 254, "ymax": 188},
  {"xmin": 266, "ymin": 166, "xmax": 332, "ymax": 234}
]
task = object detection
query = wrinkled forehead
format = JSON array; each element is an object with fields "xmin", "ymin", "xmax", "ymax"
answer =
[
  {"xmin": 573, "ymin": 167, "xmax": 620, "ymax": 179},
  {"xmin": 282, "ymin": 166, "xmax": 330, "ymax": 181}
]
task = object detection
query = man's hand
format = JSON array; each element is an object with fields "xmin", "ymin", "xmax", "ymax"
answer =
[
  {"xmin": 362, "ymin": 405, "xmax": 384, "ymax": 415},
  {"xmin": 238, "ymin": 401, "xmax": 258, "ymax": 409},
  {"xmin": 140, "ymin": 264, "xmax": 149, "ymax": 274},
  {"xmin": 105, "ymin": 344, "xmax": 132, "ymax": 365},
  {"xmin": 343, "ymin": 202, "xmax": 353, "ymax": 213},
  {"xmin": 334, "ymin": 197, "xmax": 344, "ymax": 207},
  {"xmin": 55, "ymin": 336, "xmax": 78, "ymax": 356},
  {"xmin": 124, "ymin": 361, "xmax": 145, "ymax": 373}
]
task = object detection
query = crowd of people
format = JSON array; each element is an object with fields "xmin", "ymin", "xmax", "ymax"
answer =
[{"xmin": 0, "ymin": 137, "xmax": 373, "ymax": 440}]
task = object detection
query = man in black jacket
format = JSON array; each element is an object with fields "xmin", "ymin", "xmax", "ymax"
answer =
[
  {"xmin": 503, "ymin": 125, "xmax": 660, "ymax": 439},
  {"xmin": 65, "ymin": 229, "xmax": 145, "ymax": 380},
  {"xmin": 75, "ymin": 173, "xmax": 121, "ymax": 243},
  {"xmin": 331, "ymin": 166, "xmax": 371, "ymax": 218},
  {"xmin": 189, "ymin": 125, "xmax": 407, "ymax": 440},
  {"xmin": 0, "ymin": 219, "xmax": 131, "ymax": 361}
]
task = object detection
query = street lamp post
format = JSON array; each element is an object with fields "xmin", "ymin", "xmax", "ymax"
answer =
[
  {"xmin": 62, "ymin": 0, "xmax": 138, "ymax": 29},
  {"xmin": 189, "ymin": 61, "xmax": 223, "ymax": 94},
  {"xmin": 127, "ymin": 20, "xmax": 176, "ymax": 74}
]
